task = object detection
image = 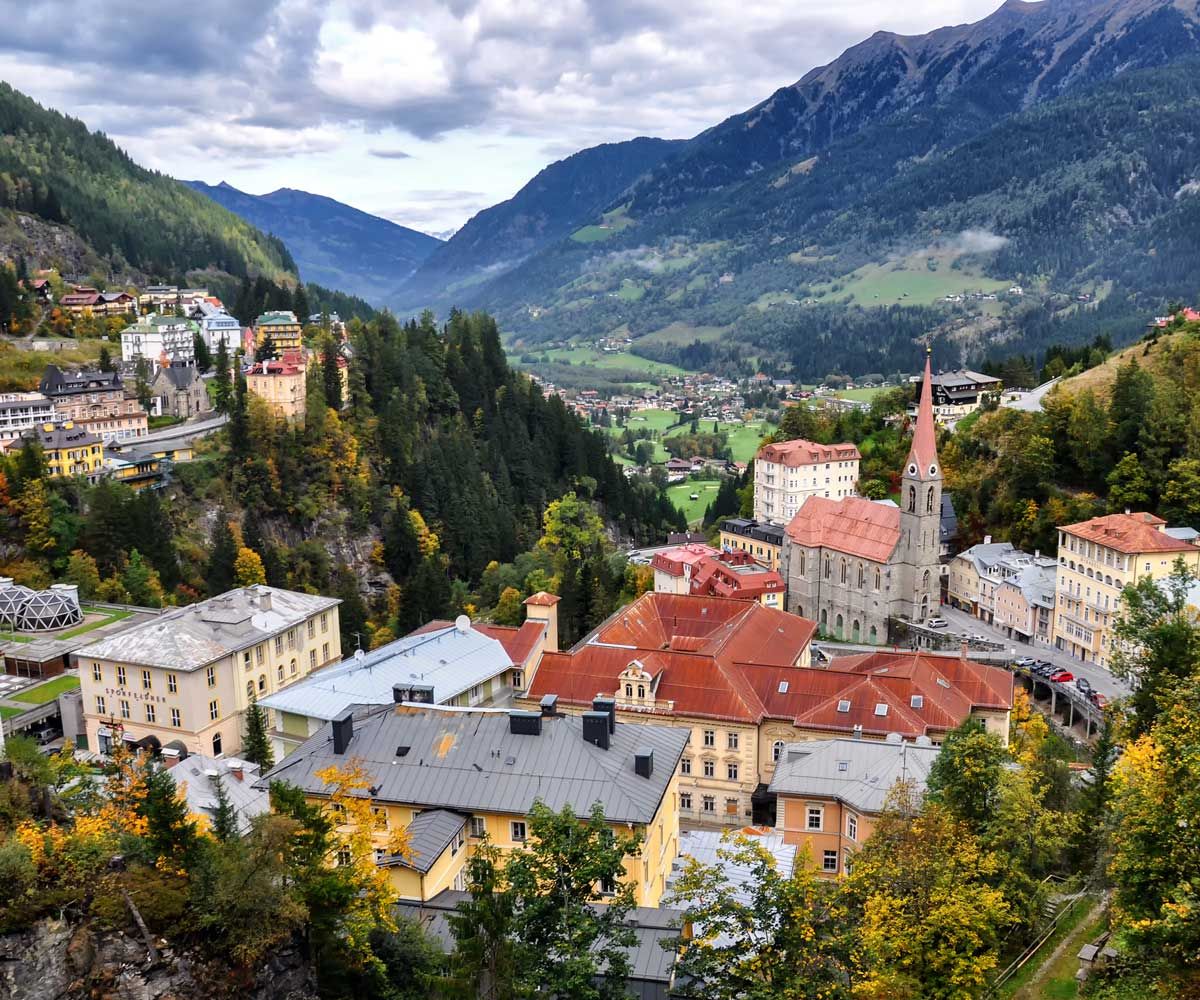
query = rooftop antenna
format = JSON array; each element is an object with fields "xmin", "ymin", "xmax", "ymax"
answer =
[{"xmin": 353, "ymin": 631, "xmax": 363, "ymax": 652}]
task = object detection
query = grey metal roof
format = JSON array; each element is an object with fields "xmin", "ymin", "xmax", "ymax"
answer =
[
  {"xmin": 768, "ymin": 737, "xmax": 940, "ymax": 814},
  {"xmin": 260, "ymin": 705, "xmax": 688, "ymax": 826},
  {"xmin": 260, "ymin": 622, "xmax": 512, "ymax": 721},
  {"xmin": 171, "ymin": 754, "xmax": 269, "ymax": 835},
  {"xmin": 960, "ymin": 541, "xmax": 1018, "ymax": 577},
  {"xmin": 393, "ymin": 890, "xmax": 682, "ymax": 985},
  {"xmin": 75, "ymin": 586, "xmax": 339, "ymax": 670},
  {"xmin": 672, "ymin": 829, "xmax": 795, "ymax": 908},
  {"xmin": 382, "ymin": 809, "xmax": 466, "ymax": 873},
  {"xmin": 1003, "ymin": 562, "xmax": 1057, "ymax": 610}
]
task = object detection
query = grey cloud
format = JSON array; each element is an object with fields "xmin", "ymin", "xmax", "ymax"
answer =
[{"xmin": 368, "ymin": 148, "xmax": 414, "ymax": 159}]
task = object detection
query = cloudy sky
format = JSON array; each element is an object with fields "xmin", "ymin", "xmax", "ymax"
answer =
[{"xmin": 0, "ymin": 0, "xmax": 1002, "ymax": 236}]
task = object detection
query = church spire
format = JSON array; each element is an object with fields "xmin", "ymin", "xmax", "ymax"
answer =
[{"xmin": 908, "ymin": 347, "xmax": 938, "ymax": 473}]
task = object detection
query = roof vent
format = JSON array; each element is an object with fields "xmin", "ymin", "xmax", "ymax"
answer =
[
  {"xmin": 936, "ymin": 677, "xmax": 951, "ymax": 689},
  {"xmin": 508, "ymin": 710, "xmax": 542, "ymax": 737},
  {"xmin": 836, "ymin": 699, "xmax": 851, "ymax": 713},
  {"xmin": 837, "ymin": 760, "xmax": 848, "ymax": 772},
  {"xmin": 395, "ymin": 746, "xmax": 410, "ymax": 757},
  {"xmin": 540, "ymin": 694, "xmax": 559, "ymax": 716}
]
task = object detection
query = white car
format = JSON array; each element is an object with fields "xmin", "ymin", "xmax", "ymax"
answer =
[
  {"xmin": 1014, "ymin": 656, "xmax": 1036, "ymax": 668},
  {"xmin": 925, "ymin": 618, "xmax": 948, "ymax": 629}
]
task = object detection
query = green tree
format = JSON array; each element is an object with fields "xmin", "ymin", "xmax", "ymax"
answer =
[
  {"xmin": 493, "ymin": 586, "xmax": 524, "ymax": 626},
  {"xmin": 858, "ymin": 479, "xmax": 889, "ymax": 500},
  {"xmin": 1107, "ymin": 358, "xmax": 1154, "ymax": 459},
  {"xmin": 209, "ymin": 771, "xmax": 239, "ymax": 842},
  {"xmin": 1111, "ymin": 559, "xmax": 1200, "ymax": 735},
  {"xmin": 17, "ymin": 478, "xmax": 55, "ymax": 554},
  {"xmin": 538, "ymin": 491, "xmax": 607, "ymax": 562},
  {"xmin": 206, "ymin": 515, "xmax": 238, "ymax": 595},
  {"xmin": 140, "ymin": 759, "xmax": 200, "ymax": 864},
  {"xmin": 322, "ymin": 334, "xmax": 343, "ymax": 410},
  {"xmin": 120, "ymin": 549, "xmax": 164, "ymax": 607},
  {"xmin": 1106, "ymin": 451, "xmax": 1151, "ymax": 511},
  {"xmin": 436, "ymin": 841, "xmax": 519, "ymax": 1000},
  {"xmin": 242, "ymin": 692, "xmax": 274, "ymax": 771},
  {"xmin": 1159, "ymin": 457, "xmax": 1200, "ymax": 526},
  {"xmin": 1067, "ymin": 389, "xmax": 1111, "ymax": 490},
  {"xmin": 65, "ymin": 549, "xmax": 101, "ymax": 599},
  {"xmin": 98, "ymin": 344, "xmax": 114, "ymax": 372},
  {"xmin": 133, "ymin": 355, "xmax": 153, "ymax": 412},
  {"xmin": 254, "ymin": 333, "xmax": 278, "ymax": 363},
  {"xmin": 925, "ymin": 717, "xmax": 1006, "ymax": 833},
  {"xmin": 213, "ymin": 338, "xmax": 232, "ymax": 415},
  {"xmin": 667, "ymin": 832, "xmax": 851, "ymax": 999}
]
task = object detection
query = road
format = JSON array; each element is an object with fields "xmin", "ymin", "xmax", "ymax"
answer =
[
  {"xmin": 937, "ymin": 604, "xmax": 1129, "ymax": 698},
  {"xmin": 141, "ymin": 414, "xmax": 227, "ymax": 445}
]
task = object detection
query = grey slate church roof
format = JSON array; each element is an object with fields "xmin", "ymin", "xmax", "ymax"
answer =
[{"xmin": 260, "ymin": 705, "xmax": 688, "ymax": 826}]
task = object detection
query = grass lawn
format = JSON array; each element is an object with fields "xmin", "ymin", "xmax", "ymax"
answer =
[
  {"xmin": 808, "ymin": 250, "xmax": 1009, "ymax": 308},
  {"xmin": 0, "ymin": 705, "xmax": 24, "ymax": 719},
  {"xmin": 570, "ymin": 206, "xmax": 634, "ymax": 243},
  {"xmin": 11, "ymin": 674, "xmax": 80, "ymax": 704},
  {"xmin": 837, "ymin": 386, "xmax": 888, "ymax": 403},
  {"xmin": 721, "ymin": 421, "xmax": 770, "ymax": 463},
  {"xmin": 667, "ymin": 480, "xmax": 723, "ymax": 526},
  {"xmin": 0, "ymin": 606, "xmax": 133, "ymax": 645},
  {"xmin": 148, "ymin": 414, "xmax": 185, "ymax": 430},
  {"xmin": 614, "ymin": 279, "xmax": 645, "ymax": 302},
  {"xmin": 0, "ymin": 338, "xmax": 108, "ymax": 392},
  {"xmin": 636, "ymin": 322, "xmax": 730, "ymax": 347},
  {"xmin": 525, "ymin": 346, "xmax": 685, "ymax": 377}
]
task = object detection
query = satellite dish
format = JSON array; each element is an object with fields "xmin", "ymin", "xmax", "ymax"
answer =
[{"xmin": 454, "ymin": 614, "xmax": 471, "ymax": 633}]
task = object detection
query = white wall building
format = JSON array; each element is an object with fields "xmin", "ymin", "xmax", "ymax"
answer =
[
  {"xmin": 120, "ymin": 314, "xmax": 197, "ymax": 366},
  {"xmin": 0, "ymin": 392, "xmax": 56, "ymax": 443},
  {"xmin": 753, "ymin": 438, "xmax": 862, "ymax": 525}
]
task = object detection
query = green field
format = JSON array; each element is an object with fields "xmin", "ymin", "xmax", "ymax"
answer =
[
  {"xmin": 807, "ymin": 250, "xmax": 1010, "ymax": 307},
  {"xmin": 636, "ymin": 322, "xmax": 730, "ymax": 347},
  {"xmin": 615, "ymin": 279, "xmax": 646, "ymax": 302},
  {"xmin": 668, "ymin": 480, "xmax": 722, "ymax": 526},
  {"xmin": 11, "ymin": 674, "xmax": 80, "ymax": 704},
  {"xmin": 521, "ymin": 346, "xmax": 685, "ymax": 378},
  {"xmin": 603, "ymin": 410, "xmax": 769, "ymax": 465},
  {"xmin": 570, "ymin": 206, "xmax": 634, "ymax": 243},
  {"xmin": 836, "ymin": 386, "xmax": 889, "ymax": 402},
  {"xmin": 722, "ymin": 422, "xmax": 770, "ymax": 463}
]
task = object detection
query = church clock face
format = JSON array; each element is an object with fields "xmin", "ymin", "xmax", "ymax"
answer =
[
  {"xmin": 908, "ymin": 463, "xmax": 917, "ymax": 476},
  {"xmin": 929, "ymin": 463, "xmax": 938, "ymax": 477}
]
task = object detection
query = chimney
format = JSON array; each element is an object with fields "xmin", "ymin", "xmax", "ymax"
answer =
[
  {"xmin": 259, "ymin": 589, "xmax": 272, "ymax": 612},
  {"xmin": 539, "ymin": 693, "xmax": 559, "ymax": 716},
  {"xmin": 983, "ymin": 534, "xmax": 992, "ymax": 545},
  {"xmin": 592, "ymin": 696, "xmax": 616, "ymax": 734},
  {"xmin": 524, "ymin": 592, "xmax": 560, "ymax": 653},
  {"xmin": 508, "ymin": 710, "xmax": 542, "ymax": 736},
  {"xmin": 853, "ymin": 724, "xmax": 863, "ymax": 739},
  {"xmin": 409, "ymin": 684, "xmax": 435, "ymax": 704},
  {"xmin": 226, "ymin": 759, "xmax": 244, "ymax": 782},
  {"xmin": 582, "ymin": 711, "xmax": 610, "ymax": 750},
  {"xmin": 634, "ymin": 748, "xmax": 654, "ymax": 779},
  {"xmin": 960, "ymin": 639, "xmax": 969, "ymax": 661},
  {"xmin": 392, "ymin": 684, "xmax": 410, "ymax": 704},
  {"xmin": 161, "ymin": 748, "xmax": 180, "ymax": 769},
  {"xmin": 331, "ymin": 708, "xmax": 354, "ymax": 754}
]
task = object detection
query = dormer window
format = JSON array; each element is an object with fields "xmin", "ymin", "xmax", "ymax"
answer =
[{"xmin": 837, "ymin": 699, "xmax": 851, "ymax": 713}]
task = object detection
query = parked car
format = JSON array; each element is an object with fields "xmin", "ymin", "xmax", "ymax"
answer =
[
  {"xmin": 1090, "ymin": 692, "xmax": 1108, "ymax": 708},
  {"xmin": 1013, "ymin": 657, "xmax": 1036, "ymax": 668},
  {"xmin": 1049, "ymin": 669, "xmax": 1074, "ymax": 683},
  {"xmin": 925, "ymin": 618, "xmax": 948, "ymax": 629},
  {"xmin": 1076, "ymin": 677, "xmax": 1092, "ymax": 694}
]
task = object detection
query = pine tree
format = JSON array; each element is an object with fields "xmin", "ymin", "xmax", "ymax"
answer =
[
  {"xmin": 210, "ymin": 771, "xmax": 239, "ymax": 842},
  {"xmin": 141, "ymin": 760, "xmax": 199, "ymax": 863},
  {"xmin": 98, "ymin": 345, "xmax": 113, "ymax": 372},
  {"xmin": 242, "ymin": 692, "xmax": 274, "ymax": 771},
  {"xmin": 254, "ymin": 333, "xmax": 277, "ymax": 363},
  {"xmin": 206, "ymin": 515, "xmax": 238, "ymax": 595},
  {"xmin": 213, "ymin": 338, "xmax": 232, "ymax": 414},
  {"xmin": 228, "ymin": 360, "xmax": 249, "ymax": 457},
  {"xmin": 322, "ymin": 334, "xmax": 342, "ymax": 409},
  {"xmin": 193, "ymin": 330, "xmax": 212, "ymax": 373}
]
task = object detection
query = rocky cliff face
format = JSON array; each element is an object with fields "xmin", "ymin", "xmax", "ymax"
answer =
[{"xmin": 0, "ymin": 919, "xmax": 317, "ymax": 1000}]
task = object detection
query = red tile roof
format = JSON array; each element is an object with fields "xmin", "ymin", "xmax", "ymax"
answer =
[
  {"xmin": 785, "ymin": 495, "xmax": 901, "ymax": 563},
  {"xmin": 1061, "ymin": 512, "xmax": 1197, "ymax": 555},
  {"xmin": 908, "ymin": 351, "xmax": 938, "ymax": 471},
  {"xmin": 525, "ymin": 591, "xmax": 560, "ymax": 607},
  {"xmin": 688, "ymin": 550, "xmax": 784, "ymax": 600},
  {"xmin": 757, "ymin": 438, "xmax": 861, "ymax": 467},
  {"xmin": 408, "ymin": 618, "xmax": 545, "ymax": 667},
  {"xmin": 651, "ymin": 543, "xmax": 719, "ymax": 578}
]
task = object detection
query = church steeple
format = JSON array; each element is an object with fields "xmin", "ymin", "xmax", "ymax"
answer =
[
  {"xmin": 898, "ymin": 349, "xmax": 942, "ymax": 622},
  {"xmin": 907, "ymin": 347, "xmax": 938, "ymax": 478}
]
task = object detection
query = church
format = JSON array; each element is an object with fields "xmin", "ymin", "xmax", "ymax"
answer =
[{"xmin": 780, "ymin": 352, "xmax": 943, "ymax": 643}]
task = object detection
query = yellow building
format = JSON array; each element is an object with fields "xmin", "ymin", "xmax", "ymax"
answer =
[
  {"xmin": 246, "ymin": 358, "xmax": 307, "ymax": 423},
  {"xmin": 31, "ymin": 420, "xmax": 104, "ymax": 479},
  {"xmin": 718, "ymin": 518, "xmax": 785, "ymax": 571},
  {"xmin": 1053, "ymin": 512, "xmax": 1200, "ymax": 668},
  {"xmin": 253, "ymin": 310, "xmax": 304, "ymax": 352},
  {"xmin": 258, "ymin": 702, "xmax": 687, "ymax": 907},
  {"xmin": 75, "ymin": 586, "xmax": 341, "ymax": 759}
]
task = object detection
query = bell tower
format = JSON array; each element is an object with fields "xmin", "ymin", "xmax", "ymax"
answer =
[{"xmin": 898, "ymin": 348, "xmax": 942, "ymax": 622}]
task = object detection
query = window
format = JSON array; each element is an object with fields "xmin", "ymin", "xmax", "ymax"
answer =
[
  {"xmin": 120, "ymin": 699, "xmax": 131, "ymax": 720},
  {"xmin": 874, "ymin": 703, "xmax": 889, "ymax": 717},
  {"xmin": 702, "ymin": 795, "xmax": 715, "ymax": 814},
  {"xmin": 510, "ymin": 821, "xmax": 527, "ymax": 842},
  {"xmin": 840, "ymin": 559, "xmax": 848, "ymax": 584},
  {"xmin": 625, "ymin": 683, "xmax": 633, "ymax": 697},
  {"xmin": 726, "ymin": 797, "xmax": 740, "ymax": 815},
  {"xmin": 322, "ymin": 642, "xmax": 329, "ymax": 662},
  {"xmin": 287, "ymin": 628, "xmax": 297, "ymax": 649},
  {"xmin": 321, "ymin": 612, "xmax": 328, "ymax": 632},
  {"xmin": 807, "ymin": 806, "xmax": 823, "ymax": 831},
  {"xmin": 451, "ymin": 829, "xmax": 465, "ymax": 855},
  {"xmin": 907, "ymin": 485, "xmax": 916, "ymax": 512},
  {"xmin": 680, "ymin": 757, "xmax": 692, "ymax": 775},
  {"xmin": 336, "ymin": 849, "xmax": 351, "ymax": 867},
  {"xmin": 847, "ymin": 814, "xmax": 858, "ymax": 841},
  {"xmin": 95, "ymin": 695, "xmax": 106, "ymax": 715},
  {"xmin": 703, "ymin": 759, "xmax": 715, "ymax": 778},
  {"xmin": 372, "ymin": 807, "xmax": 389, "ymax": 830},
  {"xmin": 469, "ymin": 816, "xmax": 486, "ymax": 838},
  {"xmin": 117, "ymin": 665, "xmax": 127, "ymax": 687},
  {"xmin": 822, "ymin": 850, "xmax": 839, "ymax": 873},
  {"xmin": 209, "ymin": 699, "xmax": 219, "ymax": 721},
  {"xmin": 727, "ymin": 732, "xmax": 739, "ymax": 750},
  {"xmin": 277, "ymin": 664, "xmax": 284, "ymax": 681},
  {"xmin": 910, "ymin": 694, "xmax": 924, "ymax": 709},
  {"xmin": 258, "ymin": 674, "xmax": 266, "ymax": 693},
  {"xmin": 307, "ymin": 619, "xmax": 315, "ymax": 639},
  {"xmin": 167, "ymin": 673, "xmax": 177, "ymax": 694},
  {"xmin": 246, "ymin": 681, "xmax": 254, "ymax": 698},
  {"xmin": 171, "ymin": 708, "xmax": 181, "ymax": 728},
  {"xmin": 206, "ymin": 665, "xmax": 216, "ymax": 687},
  {"xmin": 836, "ymin": 699, "xmax": 851, "ymax": 713},
  {"xmin": 727, "ymin": 763, "xmax": 739, "ymax": 781},
  {"xmin": 471, "ymin": 684, "xmax": 482, "ymax": 701},
  {"xmin": 824, "ymin": 556, "xmax": 831, "ymax": 579},
  {"xmin": 637, "ymin": 684, "xmax": 645, "ymax": 698},
  {"xmin": 874, "ymin": 568, "xmax": 881, "ymax": 590},
  {"xmin": 212, "ymin": 732, "xmax": 222, "ymax": 756},
  {"xmin": 703, "ymin": 729, "xmax": 715, "ymax": 747},
  {"xmin": 290, "ymin": 658, "xmax": 298, "ymax": 676},
  {"xmin": 772, "ymin": 740, "xmax": 785, "ymax": 762},
  {"xmin": 275, "ymin": 636, "xmax": 283, "ymax": 655},
  {"xmin": 256, "ymin": 645, "xmax": 264, "ymax": 665},
  {"xmin": 141, "ymin": 669, "xmax": 152, "ymax": 690},
  {"xmin": 680, "ymin": 791, "xmax": 692, "ymax": 811},
  {"xmin": 92, "ymin": 664, "xmax": 102, "ymax": 682},
  {"xmin": 145, "ymin": 703, "xmax": 156, "ymax": 723},
  {"xmin": 243, "ymin": 650, "xmax": 252, "ymax": 670},
  {"xmin": 309, "ymin": 649, "xmax": 317, "ymax": 670}
]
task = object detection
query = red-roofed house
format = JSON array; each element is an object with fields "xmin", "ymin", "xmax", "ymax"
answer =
[
  {"xmin": 687, "ymin": 549, "xmax": 785, "ymax": 608},
  {"xmin": 651, "ymin": 543, "xmax": 719, "ymax": 594},
  {"xmin": 754, "ymin": 438, "xmax": 862, "ymax": 524},
  {"xmin": 1053, "ymin": 512, "xmax": 1200, "ymax": 667},
  {"xmin": 519, "ymin": 590, "xmax": 1011, "ymax": 825},
  {"xmin": 781, "ymin": 352, "xmax": 942, "ymax": 644}
]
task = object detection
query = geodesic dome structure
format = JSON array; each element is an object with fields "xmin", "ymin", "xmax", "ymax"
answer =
[{"xmin": 0, "ymin": 580, "xmax": 83, "ymax": 632}]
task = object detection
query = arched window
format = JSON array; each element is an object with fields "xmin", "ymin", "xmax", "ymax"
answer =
[
  {"xmin": 840, "ymin": 559, "xmax": 848, "ymax": 584},
  {"xmin": 799, "ymin": 552, "xmax": 806, "ymax": 575},
  {"xmin": 820, "ymin": 609, "xmax": 828, "ymax": 628},
  {"xmin": 772, "ymin": 740, "xmax": 785, "ymax": 763},
  {"xmin": 277, "ymin": 664, "xmax": 284, "ymax": 682},
  {"xmin": 852, "ymin": 620, "xmax": 861, "ymax": 642},
  {"xmin": 857, "ymin": 563, "xmax": 865, "ymax": 588},
  {"xmin": 637, "ymin": 685, "xmax": 645, "ymax": 698},
  {"xmin": 926, "ymin": 486, "xmax": 935, "ymax": 513},
  {"xmin": 874, "ymin": 567, "xmax": 881, "ymax": 590},
  {"xmin": 908, "ymin": 486, "xmax": 916, "ymax": 512},
  {"xmin": 835, "ymin": 614, "xmax": 844, "ymax": 639},
  {"xmin": 869, "ymin": 625, "xmax": 878, "ymax": 644},
  {"xmin": 824, "ymin": 556, "xmax": 831, "ymax": 579},
  {"xmin": 290, "ymin": 658, "xmax": 297, "ymax": 676},
  {"xmin": 212, "ymin": 733, "xmax": 223, "ymax": 757},
  {"xmin": 246, "ymin": 681, "xmax": 253, "ymax": 698},
  {"xmin": 258, "ymin": 674, "xmax": 266, "ymax": 693},
  {"xmin": 625, "ymin": 684, "xmax": 633, "ymax": 698},
  {"xmin": 922, "ymin": 570, "xmax": 931, "ymax": 591}
]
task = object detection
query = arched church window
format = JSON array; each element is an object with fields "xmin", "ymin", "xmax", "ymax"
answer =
[{"xmin": 908, "ymin": 486, "xmax": 916, "ymax": 512}]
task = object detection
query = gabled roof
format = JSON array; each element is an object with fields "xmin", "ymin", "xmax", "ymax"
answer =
[
  {"xmin": 260, "ymin": 705, "xmax": 688, "ymax": 826},
  {"xmin": 768, "ymin": 737, "xmax": 940, "ymax": 813},
  {"xmin": 1061, "ymin": 512, "xmax": 1198, "ymax": 555},
  {"xmin": 381, "ymin": 809, "xmax": 465, "ymax": 873},
  {"xmin": 784, "ymin": 495, "xmax": 901, "ymax": 563},
  {"xmin": 410, "ymin": 618, "xmax": 546, "ymax": 668},
  {"xmin": 756, "ymin": 438, "xmax": 861, "ymax": 466}
]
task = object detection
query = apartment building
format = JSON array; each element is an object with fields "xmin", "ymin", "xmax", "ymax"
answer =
[
  {"xmin": 0, "ymin": 392, "xmax": 56, "ymax": 443},
  {"xmin": 769, "ymin": 735, "xmax": 939, "ymax": 876},
  {"xmin": 39, "ymin": 365, "xmax": 148, "ymax": 444},
  {"xmin": 994, "ymin": 562, "xmax": 1056, "ymax": 644},
  {"xmin": 753, "ymin": 438, "xmax": 861, "ymax": 525},
  {"xmin": 719, "ymin": 517, "xmax": 785, "ymax": 571},
  {"xmin": 195, "ymin": 300, "xmax": 241, "ymax": 354},
  {"xmin": 246, "ymin": 356, "xmax": 306, "ymax": 423},
  {"xmin": 258, "ymin": 701, "xmax": 687, "ymax": 906},
  {"xmin": 253, "ymin": 310, "xmax": 304, "ymax": 353},
  {"xmin": 75, "ymin": 586, "xmax": 341, "ymax": 758},
  {"xmin": 947, "ymin": 541, "xmax": 1057, "ymax": 626},
  {"xmin": 1053, "ymin": 512, "xmax": 1200, "ymax": 668},
  {"xmin": 522, "ymin": 592, "xmax": 1011, "ymax": 827},
  {"xmin": 29, "ymin": 420, "xmax": 104, "ymax": 480},
  {"xmin": 120, "ymin": 314, "xmax": 198, "ymax": 365},
  {"xmin": 910, "ymin": 369, "xmax": 1003, "ymax": 429}
]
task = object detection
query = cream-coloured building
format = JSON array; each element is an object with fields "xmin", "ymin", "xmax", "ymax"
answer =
[
  {"xmin": 75, "ymin": 586, "xmax": 341, "ymax": 759},
  {"xmin": 753, "ymin": 439, "xmax": 861, "ymax": 525},
  {"xmin": 1053, "ymin": 513, "xmax": 1200, "ymax": 668},
  {"xmin": 246, "ymin": 357, "xmax": 307, "ymax": 423}
]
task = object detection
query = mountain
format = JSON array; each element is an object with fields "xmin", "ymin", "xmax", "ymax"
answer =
[
  {"xmin": 0, "ymin": 82, "xmax": 295, "ymax": 286},
  {"xmin": 394, "ymin": 136, "xmax": 682, "ymax": 308},
  {"xmin": 408, "ymin": 0, "xmax": 1200, "ymax": 380},
  {"xmin": 187, "ymin": 181, "xmax": 441, "ymax": 305}
]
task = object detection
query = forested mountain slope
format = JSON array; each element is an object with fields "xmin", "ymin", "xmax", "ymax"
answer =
[
  {"xmin": 0, "ymin": 82, "xmax": 296, "ymax": 285},
  {"xmin": 187, "ymin": 181, "xmax": 440, "ymax": 304}
]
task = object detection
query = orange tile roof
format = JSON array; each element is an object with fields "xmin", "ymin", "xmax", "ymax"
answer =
[
  {"xmin": 524, "ymin": 591, "xmax": 560, "ymax": 607},
  {"xmin": 784, "ymin": 495, "xmax": 901, "ymax": 563},
  {"xmin": 757, "ymin": 438, "xmax": 861, "ymax": 466},
  {"xmin": 1061, "ymin": 512, "xmax": 1197, "ymax": 555},
  {"xmin": 651, "ymin": 543, "xmax": 719, "ymax": 577}
]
